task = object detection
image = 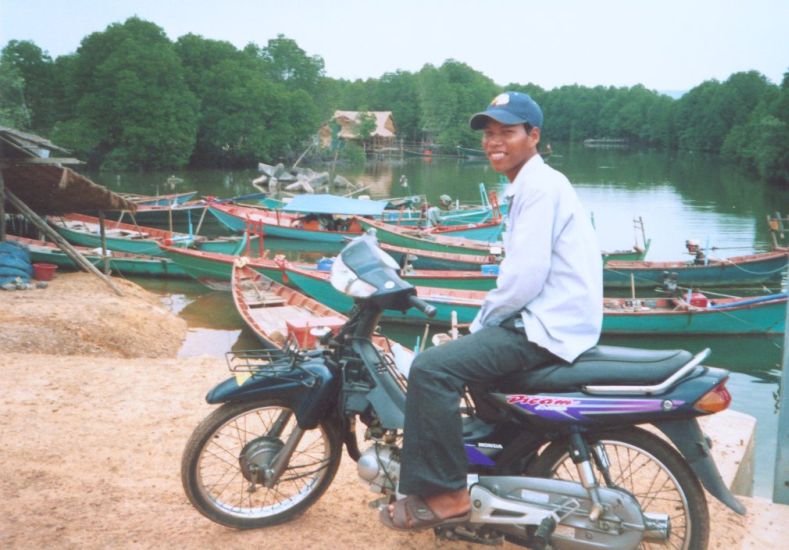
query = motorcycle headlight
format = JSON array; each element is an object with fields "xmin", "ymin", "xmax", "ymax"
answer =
[{"xmin": 330, "ymin": 254, "xmax": 376, "ymax": 297}]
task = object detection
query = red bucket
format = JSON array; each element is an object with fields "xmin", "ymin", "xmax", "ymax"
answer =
[{"xmin": 33, "ymin": 262, "xmax": 58, "ymax": 281}]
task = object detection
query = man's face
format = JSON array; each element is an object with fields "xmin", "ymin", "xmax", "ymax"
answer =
[{"xmin": 481, "ymin": 120, "xmax": 540, "ymax": 181}]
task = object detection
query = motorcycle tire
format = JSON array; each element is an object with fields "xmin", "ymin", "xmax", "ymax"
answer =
[
  {"xmin": 181, "ymin": 399, "xmax": 342, "ymax": 529},
  {"xmin": 529, "ymin": 426, "xmax": 709, "ymax": 550}
]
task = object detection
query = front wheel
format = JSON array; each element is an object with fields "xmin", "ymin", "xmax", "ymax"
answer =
[
  {"xmin": 530, "ymin": 427, "xmax": 709, "ymax": 550},
  {"xmin": 181, "ymin": 399, "xmax": 342, "ymax": 529}
]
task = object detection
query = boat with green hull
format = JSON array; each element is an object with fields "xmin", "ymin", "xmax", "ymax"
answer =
[
  {"xmin": 163, "ymin": 244, "xmax": 498, "ymax": 291},
  {"xmin": 6, "ymin": 236, "xmax": 189, "ymax": 279},
  {"xmin": 356, "ymin": 216, "xmax": 500, "ymax": 257},
  {"xmin": 604, "ymin": 251, "xmax": 788, "ymax": 289},
  {"xmin": 600, "ymin": 293, "xmax": 787, "ymax": 334},
  {"xmin": 159, "ymin": 245, "xmax": 290, "ymax": 287},
  {"xmin": 285, "ymin": 264, "xmax": 787, "ymax": 334},
  {"xmin": 116, "ymin": 192, "xmax": 274, "ymax": 235},
  {"xmin": 119, "ymin": 190, "xmax": 197, "ymax": 206},
  {"xmin": 381, "ymin": 243, "xmax": 501, "ymax": 271},
  {"xmin": 49, "ymin": 214, "xmax": 258, "ymax": 257},
  {"xmin": 284, "ymin": 265, "xmax": 483, "ymax": 325},
  {"xmin": 359, "ymin": 216, "xmax": 648, "ymax": 262},
  {"xmin": 209, "ymin": 197, "xmax": 370, "ymax": 244}
]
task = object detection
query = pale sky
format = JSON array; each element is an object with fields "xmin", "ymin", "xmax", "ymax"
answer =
[{"xmin": 1, "ymin": 0, "xmax": 786, "ymax": 92}]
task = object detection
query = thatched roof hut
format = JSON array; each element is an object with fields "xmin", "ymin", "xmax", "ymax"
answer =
[
  {"xmin": 318, "ymin": 111, "xmax": 397, "ymax": 149},
  {"xmin": 0, "ymin": 126, "xmax": 135, "ymax": 215}
]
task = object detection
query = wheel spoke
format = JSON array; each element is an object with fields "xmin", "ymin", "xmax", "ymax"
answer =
[
  {"xmin": 186, "ymin": 403, "xmax": 337, "ymax": 524},
  {"xmin": 545, "ymin": 436, "xmax": 698, "ymax": 550}
]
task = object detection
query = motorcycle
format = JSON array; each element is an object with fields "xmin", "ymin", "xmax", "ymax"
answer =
[{"xmin": 181, "ymin": 233, "xmax": 745, "ymax": 549}]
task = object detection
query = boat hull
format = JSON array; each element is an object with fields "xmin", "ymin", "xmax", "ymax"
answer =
[
  {"xmin": 160, "ymin": 246, "xmax": 288, "ymax": 286},
  {"xmin": 209, "ymin": 204, "xmax": 358, "ymax": 244},
  {"xmin": 603, "ymin": 252, "xmax": 788, "ymax": 289},
  {"xmin": 286, "ymin": 266, "xmax": 786, "ymax": 334},
  {"xmin": 6, "ymin": 236, "xmax": 189, "ymax": 278}
]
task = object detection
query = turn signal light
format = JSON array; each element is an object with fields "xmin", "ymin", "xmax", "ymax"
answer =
[{"xmin": 694, "ymin": 381, "xmax": 732, "ymax": 414}]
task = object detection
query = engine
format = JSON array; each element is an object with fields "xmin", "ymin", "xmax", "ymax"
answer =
[{"xmin": 356, "ymin": 443, "xmax": 401, "ymax": 494}]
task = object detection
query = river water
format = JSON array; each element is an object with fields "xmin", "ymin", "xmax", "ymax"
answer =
[{"xmin": 84, "ymin": 145, "xmax": 788, "ymax": 497}]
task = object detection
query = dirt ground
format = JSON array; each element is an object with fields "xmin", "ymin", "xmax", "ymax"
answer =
[{"xmin": 0, "ymin": 272, "xmax": 772, "ymax": 548}]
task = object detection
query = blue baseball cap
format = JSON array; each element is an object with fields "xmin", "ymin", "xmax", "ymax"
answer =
[{"xmin": 469, "ymin": 91, "xmax": 543, "ymax": 130}]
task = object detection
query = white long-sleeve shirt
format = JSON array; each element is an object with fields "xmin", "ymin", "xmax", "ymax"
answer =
[{"xmin": 469, "ymin": 155, "xmax": 603, "ymax": 362}]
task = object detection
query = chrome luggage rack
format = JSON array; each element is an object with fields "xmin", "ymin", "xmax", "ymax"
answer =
[{"xmin": 225, "ymin": 337, "xmax": 304, "ymax": 374}]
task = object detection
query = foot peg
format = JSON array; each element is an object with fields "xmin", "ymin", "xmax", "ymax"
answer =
[
  {"xmin": 532, "ymin": 516, "xmax": 557, "ymax": 549},
  {"xmin": 435, "ymin": 524, "xmax": 504, "ymax": 546}
]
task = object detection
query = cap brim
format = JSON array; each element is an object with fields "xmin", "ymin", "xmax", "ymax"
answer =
[{"xmin": 469, "ymin": 108, "xmax": 528, "ymax": 130}]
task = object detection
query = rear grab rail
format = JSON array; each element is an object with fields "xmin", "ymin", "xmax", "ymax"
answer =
[{"xmin": 583, "ymin": 348, "xmax": 711, "ymax": 396}]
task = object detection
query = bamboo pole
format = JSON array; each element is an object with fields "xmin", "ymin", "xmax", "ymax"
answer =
[
  {"xmin": 0, "ymin": 167, "xmax": 6, "ymax": 242},
  {"xmin": 98, "ymin": 210, "xmax": 109, "ymax": 275},
  {"xmin": 194, "ymin": 204, "xmax": 209, "ymax": 236},
  {"xmin": 291, "ymin": 140, "xmax": 313, "ymax": 171},
  {"xmin": 4, "ymin": 188, "xmax": 123, "ymax": 295},
  {"xmin": 774, "ymin": 297, "xmax": 789, "ymax": 503}
]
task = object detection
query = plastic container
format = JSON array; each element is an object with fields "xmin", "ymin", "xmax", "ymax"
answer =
[
  {"xmin": 481, "ymin": 264, "xmax": 499, "ymax": 276},
  {"xmin": 32, "ymin": 263, "xmax": 58, "ymax": 281},
  {"xmin": 316, "ymin": 257, "xmax": 335, "ymax": 272},
  {"xmin": 689, "ymin": 292, "xmax": 709, "ymax": 308},
  {"xmin": 286, "ymin": 316, "xmax": 345, "ymax": 348}
]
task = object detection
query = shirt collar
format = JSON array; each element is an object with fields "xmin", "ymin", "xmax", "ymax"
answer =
[{"xmin": 504, "ymin": 154, "xmax": 545, "ymax": 199}]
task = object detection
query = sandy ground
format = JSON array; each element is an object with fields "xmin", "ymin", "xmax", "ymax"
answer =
[{"xmin": 0, "ymin": 273, "xmax": 779, "ymax": 548}]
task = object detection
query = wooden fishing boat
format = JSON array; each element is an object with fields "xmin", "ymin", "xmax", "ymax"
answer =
[
  {"xmin": 285, "ymin": 264, "xmax": 787, "ymax": 334},
  {"xmin": 162, "ymin": 243, "xmax": 498, "ymax": 292},
  {"xmin": 381, "ymin": 243, "xmax": 502, "ymax": 271},
  {"xmin": 118, "ymin": 190, "xmax": 198, "ymax": 206},
  {"xmin": 603, "ymin": 250, "xmax": 788, "ymax": 289},
  {"xmin": 386, "ymin": 243, "xmax": 785, "ymax": 289},
  {"xmin": 356, "ymin": 216, "xmax": 500, "ymax": 257},
  {"xmin": 232, "ymin": 262, "xmax": 347, "ymax": 349},
  {"xmin": 381, "ymin": 203, "xmax": 500, "ymax": 228},
  {"xmin": 209, "ymin": 194, "xmax": 382, "ymax": 243},
  {"xmin": 359, "ymin": 216, "xmax": 647, "ymax": 261},
  {"xmin": 232, "ymin": 262, "xmax": 411, "ymax": 359},
  {"xmin": 601, "ymin": 293, "xmax": 787, "ymax": 335},
  {"xmin": 159, "ymin": 244, "xmax": 295, "ymax": 287},
  {"xmin": 426, "ymin": 218, "xmax": 504, "ymax": 242},
  {"xmin": 283, "ymin": 264, "xmax": 483, "ymax": 324},
  {"xmin": 48, "ymin": 213, "xmax": 259, "ymax": 257},
  {"xmin": 122, "ymin": 192, "xmax": 273, "ymax": 235},
  {"xmin": 4, "ymin": 235, "xmax": 189, "ymax": 279}
]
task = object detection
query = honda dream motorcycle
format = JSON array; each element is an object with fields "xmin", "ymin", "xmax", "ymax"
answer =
[{"xmin": 182, "ymin": 234, "xmax": 746, "ymax": 549}]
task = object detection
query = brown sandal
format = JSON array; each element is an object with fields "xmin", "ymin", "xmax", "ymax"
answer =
[{"xmin": 379, "ymin": 495, "xmax": 470, "ymax": 531}]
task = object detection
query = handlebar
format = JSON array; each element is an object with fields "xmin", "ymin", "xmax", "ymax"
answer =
[{"xmin": 408, "ymin": 294, "xmax": 437, "ymax": 318}]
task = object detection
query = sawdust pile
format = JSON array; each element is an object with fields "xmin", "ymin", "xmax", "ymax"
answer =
[{"xmin": 0, "ymin": 272, "xmax": 187, "ymax": 357}]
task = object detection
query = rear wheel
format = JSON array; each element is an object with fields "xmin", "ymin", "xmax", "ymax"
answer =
[
  {"xmin": 530, "ymin": 427, "xmax": 709, "ymax": 550},
  {"xmin": 181, "ymin": 399, "xmax": 342, "ymax": 529}
]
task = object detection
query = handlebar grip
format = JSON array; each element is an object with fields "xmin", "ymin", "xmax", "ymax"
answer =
[{"xmin": 408, "ymin": 294, "xmax": 437, "ymax": 318}]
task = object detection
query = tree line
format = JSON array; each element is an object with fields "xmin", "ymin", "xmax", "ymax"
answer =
[{"xmin": 0, "ymin": 16, "xmax": 786, "ymax": 182}]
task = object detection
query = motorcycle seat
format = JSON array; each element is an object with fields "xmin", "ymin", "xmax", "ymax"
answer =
[{"xmin": 500, "ymin": 345, "xmax": 694, "ymax": 393}]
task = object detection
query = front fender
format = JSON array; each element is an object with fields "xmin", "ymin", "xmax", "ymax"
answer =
[
  {"xmin": 654, "ymin": 418, "xmax": 747, "ymax": 515},
  {"xmin": 206, "ymin": 360, "xmax": 338, "ymax": 430}
]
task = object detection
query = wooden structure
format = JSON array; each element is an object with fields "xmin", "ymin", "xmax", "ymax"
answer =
[
  {"xmin": 318, "ymin": 111, "xmax": 397, "ymax": 150},
  {"xmin": 0, "ymin": 126, "xmax": 137, "ymax": 294}
]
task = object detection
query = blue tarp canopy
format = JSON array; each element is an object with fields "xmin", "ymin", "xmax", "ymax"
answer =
[{"xmin": 282, "ymin": 194, "xmax": 388, "ymax": 216}]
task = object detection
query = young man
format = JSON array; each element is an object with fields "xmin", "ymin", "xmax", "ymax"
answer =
[{"xmin": 381, "ymin": 91, "xmax": 603, "ymax": 531}]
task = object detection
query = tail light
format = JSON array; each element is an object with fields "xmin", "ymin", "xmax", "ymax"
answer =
[{"xmin": 694, "ymin": 380, "xmax": 732, "ymax": 413}]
